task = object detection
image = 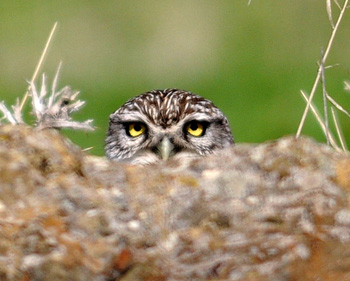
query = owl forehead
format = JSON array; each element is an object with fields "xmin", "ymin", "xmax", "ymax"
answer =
[{"xmin": 116, "ymin": 89, "xmax": 220, "ymax": 126}]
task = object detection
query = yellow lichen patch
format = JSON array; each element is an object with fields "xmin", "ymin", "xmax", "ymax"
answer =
[
  {"xmin": 0, "ymin": 134, "xmax": 9, "ymax": 141},
  {"xmin": 335, "ymin": 159, "xmax": 350, "ymax": 191},
  {"xmin": 179, "ymin": 176, "xmax": 198, "ymax": 187}
]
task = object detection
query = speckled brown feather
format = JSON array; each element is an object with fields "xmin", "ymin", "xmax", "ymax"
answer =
[{"xmin": 105, "ymin": 89, "xmax": 234, "ymax": 164}]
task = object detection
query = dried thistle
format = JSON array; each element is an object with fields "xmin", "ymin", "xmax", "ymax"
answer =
[
  {"xmin": 0, "ymin": 22, "xmax": 93, "ymax": 132},
  {"xmin": 0, "ymin": 99, "xmax": 24, "ymax": 125},
  {"xmin": 0, "ymin": 64, "xmax": 94, "ymax": 131}
]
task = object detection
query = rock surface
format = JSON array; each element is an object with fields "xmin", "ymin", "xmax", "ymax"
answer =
[{"xmin": 0, "ymin": 124, "xmax": 350, "ymax": 281}]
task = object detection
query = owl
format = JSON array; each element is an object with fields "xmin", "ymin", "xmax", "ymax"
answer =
[{"xmin": 105, "ymin": 89, "xmax": 234, "ymax": 165}]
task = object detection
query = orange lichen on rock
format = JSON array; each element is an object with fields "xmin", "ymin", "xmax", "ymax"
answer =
[
  {"xmin": 335, "ymin": 158, "xmax": 350, "ymax": 191},
  {"xmin": 114, "ymin": 248, "xmax": 133, "ymax": 271}
]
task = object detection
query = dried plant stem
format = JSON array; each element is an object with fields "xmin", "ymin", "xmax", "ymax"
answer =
[
  {"xmin": 326, "ymin": 94, "xmax": 350, "ymax": 118},
  {"xmin": 320, "ymin": 53, "xmax": 330, "ymax": 145},
  {"xmin": 333, "ymin": 0, "xmax": 342, "ymax": 10},
  {"xmin": 331, "ymin": 107, "xmax": 348, "ymax": 152},
  {"xmin": 19, "ymin": 22, "xmax": 58, "ymax": 111},
  {"xmin": 327, "ymin": 0, "xmax": 335, "ymax": 28},
  {"xmin": 300, "ymin": 90, "xmax": 341, "ymax": 152},
  {"xmin": 345, "ymin": 81, "xmax": 350, "ymax": 92},
  {"xmin": 296, "ymin": 0, "xmax": 349, "ymax": 138}
]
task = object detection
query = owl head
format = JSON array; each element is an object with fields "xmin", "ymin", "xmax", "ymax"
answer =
[{"xmin": 105, "ymin": 89, "xmax": 234, "ymax": 164}]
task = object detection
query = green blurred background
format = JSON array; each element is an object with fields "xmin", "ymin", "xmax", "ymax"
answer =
[{"xmin": 1, "ymin": 1, "xmax": 350, "ymax": 155}]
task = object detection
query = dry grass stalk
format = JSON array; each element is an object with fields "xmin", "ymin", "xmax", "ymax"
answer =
[
  {"xmin": 296, "ymin": 0, "xmax": 349, "ymax": 138},
  {"xmin": 326, "ymin": 94, "xmax": 350, "ymax": 118},
  {"xmin": 333, "ymin": 0, "xmax": 342, "ymax": 9},
  {"xmin": 300, "ymin": 90, "xmax": 341, "ymax": 152},
  {"xmin": 327, "ymin": 0, "xmax": 335, "ymax": 28},
  {"xmin": 331, "ymin": 107, "xmax": 348, "ymax": 152},
  {"xmin": 319, "ymin": 52, "xmax": 330, "ymax": 145},
  {"xmin": 344, "ymin": 81, "xmax": 350, "ymax": 92},
  {"xmin": 20, "ymin": 22, "xmax": 58, "ymax": 111}
]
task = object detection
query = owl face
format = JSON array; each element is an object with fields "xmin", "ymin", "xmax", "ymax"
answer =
[{"xmin": 105, "ymin": 89, "xmax": 234, "ymax": 164}]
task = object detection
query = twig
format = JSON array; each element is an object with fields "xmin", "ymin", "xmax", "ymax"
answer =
[
  {"xmin": 19, "ymin": 22, "xmax": 58, "ymax": 111},
  {"xmin": 331, "ymin": 107, "xmax": 348, "ymax": 152},
  {"xmin": 300, "ymin": 90, "xmax": 341, "ymax": 151},
  {"xmin": 296, "ymin": 0, "xmax": 349, "ymax": 138}
]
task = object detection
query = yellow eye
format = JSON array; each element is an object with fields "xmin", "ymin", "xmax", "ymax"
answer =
[
  {"xmin": 186, "ymin": 121, "xmax": 205, "ymax": 137},
  {"xmin": 128, "ymin": 123, "xmax": 146, "ymax": 137}
]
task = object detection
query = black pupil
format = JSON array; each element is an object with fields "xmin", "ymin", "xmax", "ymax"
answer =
[
  {"xmin": 190, "ymin": 122, "xmax": 198, "ymax": 130},
  {"xmin": 134, "ymin": 123, "xmax": 142, "ymax": 131}
]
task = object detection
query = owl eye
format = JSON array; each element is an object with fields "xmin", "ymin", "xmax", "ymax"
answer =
[
  {"xmin": 186, "ymin": 121, "xmax": 206, "ymax": 137},
  {"xmin": 127, "ymin": 122, "xmax": 146, "ymax": 137}
]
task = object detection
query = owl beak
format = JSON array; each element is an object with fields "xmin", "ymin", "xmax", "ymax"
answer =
[{"xmin": 157, "ymin": 137, "xmax": 174, "ymax": 161}]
